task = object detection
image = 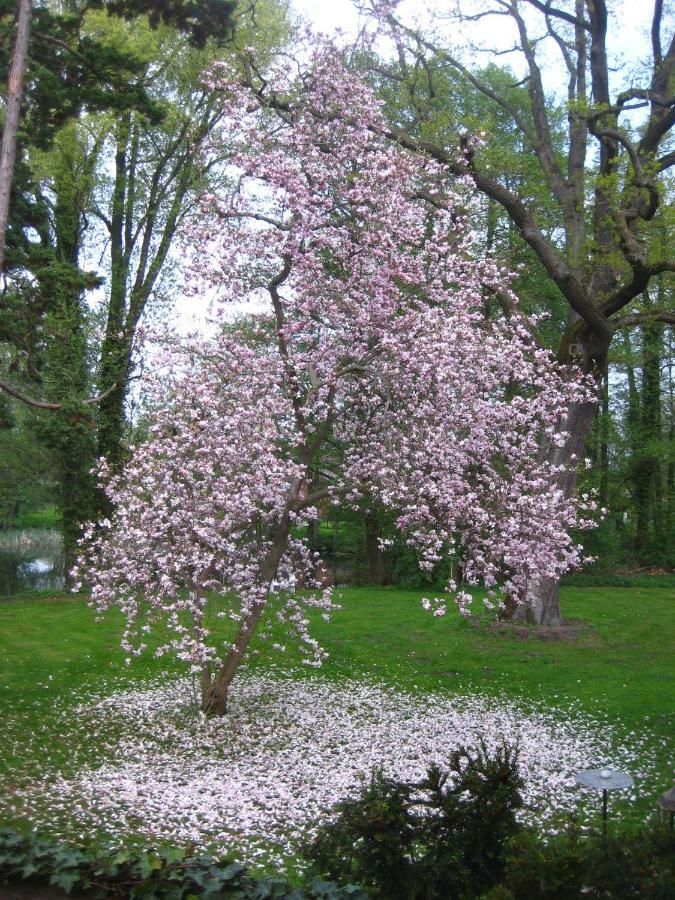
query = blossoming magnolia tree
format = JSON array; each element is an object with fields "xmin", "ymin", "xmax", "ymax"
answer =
[{"xmin": 75, "ymin": 43, "xmax": 594, "ymax": 715}]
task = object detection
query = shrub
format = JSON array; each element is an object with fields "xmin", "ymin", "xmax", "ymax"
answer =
[
  {"xmin": 310, "ymin": 769, "xmax": 417, "ymax": 899},
  {"xmin": 307, "ymin": 742, "xmax": 524, "ymax": 899},
  {"xmin": 488, "ymin": 821, "xmax": 675, "ymax": 899}
]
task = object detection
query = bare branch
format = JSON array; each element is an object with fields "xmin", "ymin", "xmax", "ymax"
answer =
[
  {"xmin": 217, "ymin": 210, "xmax": 288, "ymax": 230},
  {"xmin": 0, "ymin": 380, "xmax": 60, "ymax": 410},
  {"xmin": 383, "ymin": 13, "xmax": 535, "ymax": 147},
  {"xmin": 612, "ymin": 308, "xmax": 675, "ymax": 330},
  {"xmin": 387, "ymin": 125, "xmax": 612, "ymax": 337},
  {"xmin": 295, "ymin": 485, "xmax": 338, "ymax": 511},
  {"xmin": 0, "ymin": 379, "xmax": 117, "ymax": 411},
  {"xmin": 508, "ymin": 0, "xmax": 572, "ymax": 209},
  {"xmin": 522, "ymin": 0, "xmax": 591, "ymax": 30},
  {"xmin": 657, "ymin": 149, "xmax": 675, "ymax": 171},
  {"xmin": 602, "ymin": 260, "xmax": 675, "ymax": 317}
]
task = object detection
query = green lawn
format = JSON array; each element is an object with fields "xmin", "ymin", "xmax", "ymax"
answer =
[
  {"xmin": 0, "ymin": 585, "xmax": 673, "ymax": 836},
  {"xmin": 4, "ymin": 504, "xmax": 61, "ymax": 530}
]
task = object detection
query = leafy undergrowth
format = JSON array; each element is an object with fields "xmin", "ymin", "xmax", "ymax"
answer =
[{"xmin": 0, "ymin": 829, "xmax": 365, "ymax": 898}]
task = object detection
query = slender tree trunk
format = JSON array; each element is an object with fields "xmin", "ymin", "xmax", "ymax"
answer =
[
  {"xmin": 0, "ymin": 0, "xmax": 31, "ymax": 272},
  {"xmin": 307, "ymin": 516, "xmax": 320, "ymax": 550},
  {"xmin": 598, "ymin": 364, "xmax": 610, "ymax": 510},
  {"xmin": 97, "ymin": 116, "xmax": 131, "ymax": 470},
  {"xmin": 200, "ymin": 494, "xmax": 297, "ymax": 715},
  {"xmin": 666, "ymin": 330, "xmax": 674, "ymax": 569},
  {"xmin": 635, "ymin": 319, "xmax": 663, "ymax": 566},
  {"xmin": 623, "ymin": 330, "xmax": 641, "ymax": 566},
  {"xmin": 365, "ymin": 511, "xmax": 387, "ymax": 585},
  {"xmin": 332, "ymin": 516, "xmax": 340, "ymax": 554}
]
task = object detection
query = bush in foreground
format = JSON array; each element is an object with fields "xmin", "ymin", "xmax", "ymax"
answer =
[
  {"xmin": 306, "ymin": 741, "xmax": 675, "ymax": 899},
  {"xmin": 308, "ymin": 742, "xmax": 524, "ymax": 899},
  {"xmin": 0, "ymin": 829, "xmax": 366, "ymax": 899},
  {"xmin": 487, "ymin": 823, "xmax": 675, "ymax": 900}
]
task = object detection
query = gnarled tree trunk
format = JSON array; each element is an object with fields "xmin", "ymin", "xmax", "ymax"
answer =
[{"xmin": 510, "ymin": 357, "xmax": 602, "ymax": 625}]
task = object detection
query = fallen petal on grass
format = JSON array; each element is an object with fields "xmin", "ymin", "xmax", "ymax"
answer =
[{"xmin": 5, "ymin": 672, "xmax": 662, "ymax": 872}]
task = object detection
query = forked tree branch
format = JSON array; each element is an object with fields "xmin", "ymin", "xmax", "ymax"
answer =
[{"xmin": 0, "ymin": 379, "xmax": 118, "ymax": 411}]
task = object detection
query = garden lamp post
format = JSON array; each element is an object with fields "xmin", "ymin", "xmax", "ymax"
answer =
[
  {"xmin": 576, "ymin": 768, "xmax": 634, "ymax": 836},
  {"xmin": 658, "ymin": 787, "xmax": 675, "ymax": 829}
]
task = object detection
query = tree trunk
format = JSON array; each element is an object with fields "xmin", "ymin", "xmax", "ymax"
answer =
[
  {"xmin": 365, "ymin": 511, "xmax": 387, "ymax": 585},
  {"xmin": 96, "ymin": 116, "xmax": 131, "ymax": 470},
  {"xmin": 96, "ymin": 337, "xmax": 133, "ymax": 469},
  {"xmin": 666, "ymin": 329, "xmax": 674, "ymax": 569},
  {"xmin": 200, "ymin": 499, "xmax": 295, "ymax": 715},
  {"xmin": 598, "ymin": 364, "xmax": 609, "ymax": 510},
  {"xmin": 510, "ymin": 390, "xmax": 600, "ymax": 625},
  {"xmin": 43, "ymin": 126, "xmax": 96, "ymax": 588},
  {"xmin": 635, "ymin": 319, "xmax": 663, "ymax": 565},
  {"xmin": 332, "ymin": 517, "xmax": 340, "ymax": 554},
  {"xmin": 518, "ymin": 577, "xmax": 562, "ymax": 626},
  {"xmin": 307, "ymin": 516, "xmax": 320, "ymax": 550},
  {"xmin": 0, "ymin": 0, "xmax": 32, "ymax": 272}
]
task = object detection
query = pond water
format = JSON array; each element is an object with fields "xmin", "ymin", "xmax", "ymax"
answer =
[{"xmin": 0, "ymin": 529, "xmax": 64, "ymax": 595}]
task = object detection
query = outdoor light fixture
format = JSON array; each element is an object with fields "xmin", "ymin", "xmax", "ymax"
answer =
[
  {"xmin": 576, "ymin": 768, "xmax": 634, "ymax": 835},
  {"xmin": 658, "ymin": 787, "xmax": 675, "ymax": 829}
]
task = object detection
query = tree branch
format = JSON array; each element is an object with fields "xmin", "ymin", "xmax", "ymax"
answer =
[
  {"xmin": 652, "ymin": 0, "xmax": 664, "ymax": 68},
  {"xmin": 612, "ymin": 308, "xmax": 675, "ymax": 330},
  {"xmin": 523, "ymin": 0, "xmax": 591, "ymax": 29},
  {"xmin": 387, "ymin": 126, "xmax": 611, "ymax": 337},
  {"xmin": 0, "ymin": 379, "xmax": 117, "ymax": 411},
  {"xmin": 602, "ymin": 260, "xmax": 675, "ymax": 317}
]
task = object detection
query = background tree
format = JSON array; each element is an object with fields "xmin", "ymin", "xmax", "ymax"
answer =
[
  {"xmin": 91, "ymin": 1, "xmax": 289, "ymax": 469},
  {"xmin": 0, "ymin": 0, "xmax": 290, "ymax": 576},
  {"xmin": 0, "ymin": 0, "xmax": 237, "ymax": 271},
  {"xmin": 360, "ymin": 0, "xmax": 675, "ymax": 622}
]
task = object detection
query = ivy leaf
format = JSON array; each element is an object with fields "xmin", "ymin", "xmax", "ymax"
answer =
[
  {"xmin": 50, "ymin": 870, "xmax": 79, "ymax": 892},
  {"xmin": 139, "ymin": 851, "xmax": 163, "ymax": 879},
  {"xmin": 218, "ymin": 861, "xmax": 247, "ymax": 881}
]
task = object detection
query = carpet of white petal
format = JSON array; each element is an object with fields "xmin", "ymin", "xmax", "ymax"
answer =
[{"xmin": 2, "ymin": 673, "xmax": 662, "ymax": 873}]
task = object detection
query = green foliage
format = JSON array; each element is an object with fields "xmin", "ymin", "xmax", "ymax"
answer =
[
  {"xmin": 0, "ymin": 828, "xmax": 367, "ymax": 899},
  {"xmin": 308, "ymin": 743, "xmax": 524, "ymax": 899},
  {"xmin": 561, "ymin": 572, "xmax": 675, "ymax": 588},
  {"xmin": 310, "ymin": 770, "xmax": 416, "ymax": 899},
  {"xmin": 484, "ymin": 821, "xmax": 675, "ymax": 900},
  {"xmin": 0, "ymin": 403, "xmax": 56, "ymax": 527},
  {"xmin": 98, "ymin": 0, "xmax": 237, "ymax": 48},
  {"xmin": 1, "ymin": 0, "xmax": 291, "ymax": 574}
]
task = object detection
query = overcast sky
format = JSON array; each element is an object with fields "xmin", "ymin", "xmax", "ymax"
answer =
[
  {"xmin": 291, "ymin": 0, "xmax": 661, "ymax": 92},
  {"xmin": 292, "ymin": 0, "xmax": 657, "ymax": 47}
]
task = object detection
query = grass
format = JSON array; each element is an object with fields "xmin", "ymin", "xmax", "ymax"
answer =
[
  {"xmin": 0, "ymin": 585, "xmax": 673, "ymax": 842},
  {"xmin": 2, "ymin": 504, "xmax": 61, "ymax": 530}
]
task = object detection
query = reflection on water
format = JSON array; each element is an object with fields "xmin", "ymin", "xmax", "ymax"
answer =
[{"xmin": 0, "ymin": 529, "xmax": 64, "ymax": 595}]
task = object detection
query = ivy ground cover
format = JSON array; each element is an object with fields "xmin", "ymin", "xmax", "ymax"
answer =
[{"xmin": 0, "ymin": 586, "xmax": 673, "ymax": 875}]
